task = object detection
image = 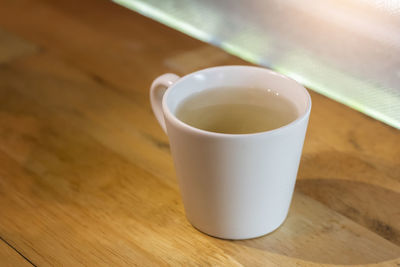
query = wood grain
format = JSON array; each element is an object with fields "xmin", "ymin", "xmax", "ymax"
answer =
[
  {"xmin": 0, "ymin": 28, "xmax": 37, "ymax": 64},
  {"xmin": 0, "ymin": 0, "xmax": 399, "ymax": 266},
  {"xmin": 0, "ymin": 238, "xmax": 32, "ymax": 267}
]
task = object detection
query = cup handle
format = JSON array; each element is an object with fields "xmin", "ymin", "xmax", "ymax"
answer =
[{"xmin": 150, "ymin": 73, "xmax": 180, "ymax": 134}]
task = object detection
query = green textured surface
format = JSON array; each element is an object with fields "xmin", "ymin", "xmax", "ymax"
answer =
[{"xmin": 114, "ymin": 0, "xmax": 400, "ymax": 129}]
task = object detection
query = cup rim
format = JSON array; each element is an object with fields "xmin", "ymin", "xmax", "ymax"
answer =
[{"xmin": 162, "ymin": 65, "xmax": 311, "ymax": 138}]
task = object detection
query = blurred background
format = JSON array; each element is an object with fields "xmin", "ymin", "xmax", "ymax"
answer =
[{"xmin": 115, "ymin": 0, "xmax": 400, "ymax": 129}]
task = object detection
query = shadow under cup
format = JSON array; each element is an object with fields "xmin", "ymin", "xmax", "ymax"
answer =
[{"xmin": 161, "ymin": 66, "xmax": 311, "ymax": 239}]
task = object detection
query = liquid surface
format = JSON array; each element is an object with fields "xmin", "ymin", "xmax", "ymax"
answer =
[{"xmin": 175, "ymin": 87, "xmax": 298, "ymax": 134}]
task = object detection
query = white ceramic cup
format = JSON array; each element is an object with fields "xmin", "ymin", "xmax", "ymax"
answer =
[{"xmin": 150, "ymin": 66, "xmax": 311, "ymax": 239}]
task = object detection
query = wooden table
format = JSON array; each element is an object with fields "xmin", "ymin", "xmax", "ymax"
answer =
[{"xmin": 0, "ymin": 0, "xmax": 399, "ymax": 266}]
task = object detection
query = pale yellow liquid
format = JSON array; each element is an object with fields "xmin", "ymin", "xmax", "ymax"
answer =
[{"xmin": 176, "ymin": 87, "xmax": 298, "ymax": 134}]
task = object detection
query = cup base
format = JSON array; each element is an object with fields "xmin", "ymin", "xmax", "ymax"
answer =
[{"xmin": 187, "ymin": 213, "xmax": 289, "ymax": 240}]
